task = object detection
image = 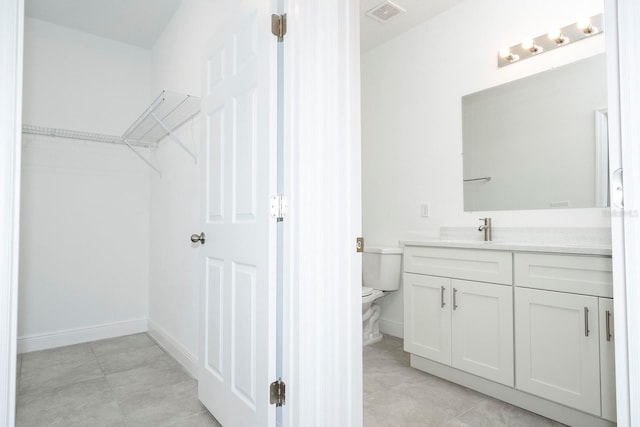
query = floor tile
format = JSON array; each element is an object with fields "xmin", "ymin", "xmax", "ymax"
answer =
[
  {"xmin": 125, "ymin": 409, "xmax": 221, "ymax": 427},
  {"xmin": 16, "ymin": 354, "xmax": 22, "ymax": 395},
  {"xmin": 16, "ymin": 377, "xmax": 125, "ymax": 427},
  {"xmin": 90, "ymin": 333, "xmax": 155, "ymax": 357},
  {"xmin": 106, "ymin": 363, "xmax": 193, "ymax": 401},
  {"xmin": 119, "ymin": 378, "xmax": 207, "ymax": 425},
  {"xmin": 19, "ymin": 358, "xmax": 103, "ymax": 396},
  {"xmin": 365, "ymin": 390, "xmax": 460, "ymax": 427},
  {"xmin": 159, "ymin": 410, "xmax": 223, "ymax": 427},
  {"xmin": 97, "ymin": 344, "xmax": 176, "ymax": 375},
  {"xmin": 21, "ymin": 343, "xmax": 95, "ymax": 373},
  {"xmin": 443, "ymin": 397, "xmax": 565, "ymax": 427}
]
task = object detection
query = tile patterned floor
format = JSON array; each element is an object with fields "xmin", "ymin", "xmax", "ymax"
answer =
[
  {"xmin": 16, "ymin": 332, "xmax": 565, "ymax": 426},
  {"xmin": 363, "ymin": 335, "xmax": 566, "ymax": 427},
  {"xmin": 16, "ymin": 333, "xmax": 221, "ymax": 427}
]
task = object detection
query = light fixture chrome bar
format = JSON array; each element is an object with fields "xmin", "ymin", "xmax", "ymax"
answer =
[
  {"xmin": 498, "ymin": 14, "xmax": 604, "ymax": 68},
  {"xmin": 464, "ymin": 176, "xmax": 492, "ymax": 182}
]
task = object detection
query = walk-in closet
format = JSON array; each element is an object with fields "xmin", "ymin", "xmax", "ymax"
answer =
[{"xmin": 17, "ymin": 1, "xmax": 216, "ymax": 424}]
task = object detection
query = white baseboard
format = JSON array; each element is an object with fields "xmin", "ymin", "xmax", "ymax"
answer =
[
  {"xmin": 379, "ymin": 318, "xmax": 403, "ymax": 339},
  {"xmin": 147, "ymin": 319, "xmax": 198, "ymax": 379},
  {"xmin": 18, "ymin": 318, "xmax": 148, "ymax": 354}
]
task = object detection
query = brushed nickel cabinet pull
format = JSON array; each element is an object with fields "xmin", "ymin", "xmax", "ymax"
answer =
[
  {"xmin": 453, "ymin": 288, "xmax": 458, "ymax": 310},
  {"xmin": 606, "ymin": 310, "xmax": 612, "ymax": 341},
  {"xmin": 584, "ymin": 307, "xmax": 590, "ymax": 337},
  {"xmin": 441, "ymin": 286, "xmax": 446, "ymax": 308}
]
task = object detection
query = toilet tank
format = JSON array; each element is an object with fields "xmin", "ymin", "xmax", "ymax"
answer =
[{"xmin": 363, "ymin": 247, "xmax": 403, "ymax": 291}]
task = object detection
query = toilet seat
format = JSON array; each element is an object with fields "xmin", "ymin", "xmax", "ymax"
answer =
[{"xmin": 362, "ymin": 287, "xmax": 374, "ymax": 297}]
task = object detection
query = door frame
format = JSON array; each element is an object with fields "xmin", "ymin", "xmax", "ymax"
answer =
[
  {"xmin": 281, "ymin": 0, "xmax": 362, "ymax": 425},
  {"xmin": 0, "ymin": 0, "xmax": 23, "ymax": 425},
  {"xmin": 3, "ymin": 0, "xmax": 640, "ymax": 425},
  {"xmin": 606, "ymin": 0, "xmax": 640, "ymax": 424}
]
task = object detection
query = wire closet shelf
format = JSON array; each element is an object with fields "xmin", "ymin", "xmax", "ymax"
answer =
[{"xmin": 22, "ymin": 90, "xmax": 201, "ymax": 176}]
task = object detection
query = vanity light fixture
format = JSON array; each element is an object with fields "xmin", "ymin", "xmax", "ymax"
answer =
[{"xmin": 498, "ymin": 13, "xmax": 604, "ymax": 67}]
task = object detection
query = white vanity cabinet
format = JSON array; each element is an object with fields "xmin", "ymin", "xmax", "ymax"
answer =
[
  {"xmin": 514, "ymin": 287, "xmax": 601, "ymax": 415},
  {"xmin": 403, "ymin": 247, "xmax": 514, "ymax": 386},
  {"xmin": 403, "ymin": 243, "xmax": 616, "ymax": 427},
  {"xmin": 513, "ymin": 252, "xmax": 614, "ymax": 417}
]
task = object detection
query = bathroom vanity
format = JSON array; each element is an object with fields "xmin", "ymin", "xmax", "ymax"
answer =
[{"xmin": 402, "ymin": 240, "xmax": 615, "ymax": 427}]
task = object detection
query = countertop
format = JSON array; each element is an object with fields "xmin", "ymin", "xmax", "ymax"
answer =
[{"xmin": 400, "ymin": 239, "xmax": 612, "ymax": 256}]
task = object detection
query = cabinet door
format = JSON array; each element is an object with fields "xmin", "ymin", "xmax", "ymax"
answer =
[
  {"xmin": 451, "ymin": 280, "xmax": 514, "ymax": 386},
  {"xmin": 599, "ymin": 298, "xmax": 616, "ymax": 422},
  {"xmin": 403, "ymin": 273, "xmax": 451, "ymax": 365},
  {"xmin": 515, "ymin": 288, "xmax": 600, "ymax": 415}
]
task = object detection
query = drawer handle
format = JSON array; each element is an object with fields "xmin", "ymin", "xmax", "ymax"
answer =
[
  {"xmin": 441, "ymin": 286, "xmax": 446, "ymax": 308},
  {"xmin": 606, "ymin": 310, "xmax": 612, "ymax": 341},
  {"xmin": 453, "ymin": 288, "xmax": 458, "ymax": 310},
  {"xmin": 584, "ymin": 307, "xmax": 590, "ymax": 337}
]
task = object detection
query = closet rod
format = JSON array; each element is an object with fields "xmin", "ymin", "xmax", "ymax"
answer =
[{"xmin": 22, "ymin": 124, "xmax": 155, "ymax": 148}]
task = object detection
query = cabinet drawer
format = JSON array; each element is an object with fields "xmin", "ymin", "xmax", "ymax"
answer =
[
  {"xmin": 404, "ymin": 246, "xmax": 512, "ymax": 285},
  {"xmin": 514, "ymin": 253, "xmax": 613, "ymax": 297}
]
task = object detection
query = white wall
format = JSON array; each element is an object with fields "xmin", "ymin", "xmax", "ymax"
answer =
[
  {"xmin": 23, "ymin": 18, "xmax": 153, "ymax": 135},
  {"xmin": 19, "ymin": 18, "xmax": 152, "ymax": 350},
  {"xmin": 147, "ymin": 0, "xmax": 224, "ymax": 368},
  {"xmin": 361, "ymin": 0, "xmax": 608, "ymax": 336}
]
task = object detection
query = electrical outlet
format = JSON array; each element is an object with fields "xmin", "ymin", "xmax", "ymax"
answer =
[{"xmin": 420, "ymin": 204, "xmax": 430, "ymax": 218}]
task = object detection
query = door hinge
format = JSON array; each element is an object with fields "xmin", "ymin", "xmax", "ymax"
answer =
[
  {"xmin": 356, "ymin": 237, "xmax": 364, "ymax": 253},
  {"xmin": 271, "ymin": 13, "xmax": 287, "ymax": 42},
  {"xmin": 270, "ymin": 195, "xmax": 288, "ymax": 221},
  {"xmin": 270, "ymin": 379, "xmax": 286, "ymax": 406}
]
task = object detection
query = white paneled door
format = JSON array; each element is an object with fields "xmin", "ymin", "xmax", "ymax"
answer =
[{"xmin": 198, "ymin": 0, "xmax": 276, "ymax": 426}]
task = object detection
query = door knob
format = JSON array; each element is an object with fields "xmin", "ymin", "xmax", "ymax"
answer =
[{"xmin": 190, "ymin": 232, "xmax": 206, "ymax": 244}]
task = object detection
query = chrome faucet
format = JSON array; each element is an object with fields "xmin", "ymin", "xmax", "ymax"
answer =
[{"xmin": 478, "ymin": 218, "xmax": 492, "ymax": 241}]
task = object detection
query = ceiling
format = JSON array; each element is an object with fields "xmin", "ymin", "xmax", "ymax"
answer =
[
  {"xmin": 360, "ymin": 0, "xmax": 464, "ymax": 52},
  {"xmin": 25, "ymin": 0, "xmax": 182, "ymax": 49},
  {"xmin": 26, "ymin": 0, "xmax": 462, "ymax": 52}
]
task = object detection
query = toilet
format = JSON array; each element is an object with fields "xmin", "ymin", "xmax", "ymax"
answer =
[{"xmin": 362, "ymin": 246, "xmax": 403, "ymax": 346}]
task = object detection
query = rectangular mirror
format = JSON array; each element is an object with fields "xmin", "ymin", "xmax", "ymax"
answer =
[{"xmin": 462, "ymin": 54, "xmax": 608, "ymax": 211}]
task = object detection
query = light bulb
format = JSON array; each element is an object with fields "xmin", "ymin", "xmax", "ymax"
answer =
[
  {"xmin": 521, "ymin": 39, "xmax": 543, "ymax": 54},
  {"xmin": 548, "ymin": 28, "xmax": 561, "ymax": 40},
  {"xmin": 498, "ymin": 48, "xmax": 519, "ymax": 62},
  {"xmin": 548, "ymin": 28, "xmax": 568, "ymax": 45},
  {"xmin": 521, "ymin": 39, "xmax": 534, "ymax": 50},
  {"xmin": 577, "ymin": 17, "xmax": 596, "ymax": 34}
]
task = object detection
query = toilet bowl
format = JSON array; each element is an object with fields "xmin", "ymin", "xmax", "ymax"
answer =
[
  {"xmin": 362, "ymin": 247, "xmax": 402, "ymax": 346},
  {"xmin": 362, "ymin": 286, "xmax": 384, "ymax": 314},
  {"xmin": 362, "ymin": 286, "xmax": 385, "ymax": 345}
]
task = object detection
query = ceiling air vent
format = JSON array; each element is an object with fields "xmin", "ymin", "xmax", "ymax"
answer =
[{"xmin": 366, "ymin": 1, "xmax": 406, "ymax": 23}]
